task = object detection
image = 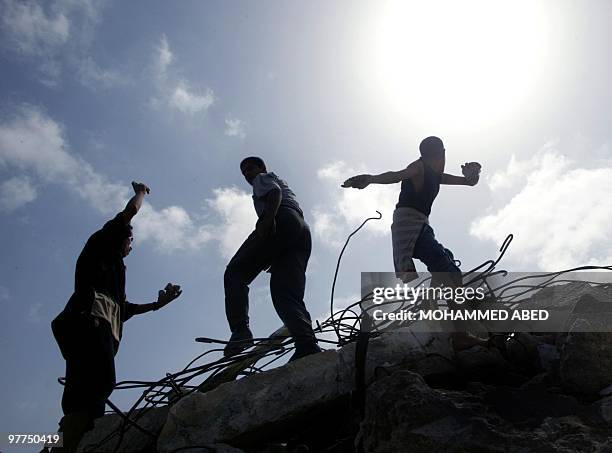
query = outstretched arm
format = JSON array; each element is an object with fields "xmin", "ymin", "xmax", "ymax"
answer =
[
  {"xmin": 440, "ymin": 173, "xmax": 473, "ymax": 185},
  {"xmin": 342, "ymin": 160, "xmax": 421, "ymax": 189},
  {"xmin": 125, "ymin": 283, "xmax": 182, "ymax": 318},
  {"xmin": 120, "ymin": 181, "xmax": 150, "ymax": 224}
]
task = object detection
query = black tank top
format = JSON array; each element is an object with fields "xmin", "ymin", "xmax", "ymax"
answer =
[{"xmin": 396, "ymin": 159, "xmax": 441, "ymax": 216}]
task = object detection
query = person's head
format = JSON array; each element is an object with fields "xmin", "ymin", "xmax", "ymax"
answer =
[
  {"xmin": 240, "ymin": 156, "xmax": 267, "ymax": 185},
  {"xmin": 120, "ymin": 224, "xmax": 134, "ymax": 258},
  {"xmin": 419, "ymin": 136, "xmax": 445, "ymax": 171}
]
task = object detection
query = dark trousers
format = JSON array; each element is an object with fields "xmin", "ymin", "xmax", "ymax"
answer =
[
  {"xmin": 224, "ymin": 207, "xmax": 317, "ymax": 351},
  {"xmin": 61, "ymin": 316, "xmax": 117, "ymax": 420},
  {"xmin": 412, "ymin": 224, "xmax": 483, "ymax": 325},
  {"xmin": 413, "ymin": 224, "xmax": 462, "ymax": 287}
]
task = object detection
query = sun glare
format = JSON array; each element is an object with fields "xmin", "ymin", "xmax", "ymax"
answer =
[{"xmin": 367, "ymin": 0, "xmax": 552, "ymax": 130}]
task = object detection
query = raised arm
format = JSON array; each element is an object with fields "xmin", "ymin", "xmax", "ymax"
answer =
[
  {"xmin": 342, "ymin": 160, "xmax": 421, "ymax": 189},
  {"xmin": 121, "ymin": 181, "xmax": 150, "ymax": 223}
]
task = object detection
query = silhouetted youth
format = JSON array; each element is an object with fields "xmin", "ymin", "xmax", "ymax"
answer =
[
  {"xmin": 342, "ymin": 136, "xmax": 485, "ymax": 350},
  {"xmin": 50, "ymin": 182, "xmax": 182, "ymax": 453},
  {"xmin": 223, "ymin": 157, "xmax": 321, "ymax": 361}
]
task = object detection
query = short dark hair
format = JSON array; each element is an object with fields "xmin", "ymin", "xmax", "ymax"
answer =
[
  {"xmin": 240, "ymin": 156, "xmax": 266, "ymax": 171},
  {"xmin": 419, "ymin": 136, "xmax": 445, "ymax": 159}
]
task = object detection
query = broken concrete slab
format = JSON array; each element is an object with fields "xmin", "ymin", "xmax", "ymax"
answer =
[
  {"xmin": 157, "ymin": 350, "xmax": 347, "ymax": 452},
  {"xmin": 76, "ymin": 406, "xmax": 168, "ymax": 453},
  {"xmin": 158, "ymin": 329, "xmax": 453, "ymax": 452}
]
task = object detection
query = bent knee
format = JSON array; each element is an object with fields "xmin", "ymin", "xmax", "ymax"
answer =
[{"xmin": 224, "ymin": 266, "xmax": 236, "ymax": 285}]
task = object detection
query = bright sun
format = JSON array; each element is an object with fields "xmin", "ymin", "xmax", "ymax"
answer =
[{"xmin": 368, "ymin": 0, "xmax": 552, "ymax": 130}]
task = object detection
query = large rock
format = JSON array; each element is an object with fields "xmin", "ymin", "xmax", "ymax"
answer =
[
  {"xmin": 559, "ymin": 318, "xmax": 612, "ymax": 395},
  {"xmin": 158, "ymin": 329, "xmax": 453, "ymax": 452},
  {"xmin": 524, "ymin": 282, "xmax": 612, "ymax": 312},
  {"xmin": 357, "ymin": 370, "xmax": 612, "ymax": 452},
  {"xmin": 455, "ymin": 345, "xmax": 511, "ymax": 382},
  {"xmin": 158, "ymin": 350, "xmax": 348, "ymax": 452},
  {"xmin": 77, "ymin": 406, "xmax": 168, "ymax": 453},
  {"xmin": 348, "ymin": 326, "xmax": 454, "ymax": 384},
  {"xmin": 356, "ymin": 370, "xmax": 465, "ymax": 452},
  {"xmin": 594, "ymin": 395, "xmax": 612, "ymax": 425}
]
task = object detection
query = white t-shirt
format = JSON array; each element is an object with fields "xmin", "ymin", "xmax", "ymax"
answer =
[{"xmin": 252, "ymin": 172, "xmax": 302, "ymax": 217}]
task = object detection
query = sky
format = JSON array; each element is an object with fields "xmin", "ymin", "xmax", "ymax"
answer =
[{"xmin": 1, "ymin": 0, "xmax": 612, "ymax": 442}]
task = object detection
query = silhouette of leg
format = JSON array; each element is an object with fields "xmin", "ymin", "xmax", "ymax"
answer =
[
  {"xmin": 413, "ymin": 224, "xmax": 462, "ymax": 288},
  {"xmin": 224, "ymin": 231, "xmax": 274, "ymax": 335},
  {"xmin": 269, "ymin": 212, "xmax": 319, "ymax": 359},
  {"xmin": 413, "ymin": 224, "xmax": 486, "ymax": 350},
  {"xmin": 58, "ymin": 317, "xmax": 116, "ymax": 452}
]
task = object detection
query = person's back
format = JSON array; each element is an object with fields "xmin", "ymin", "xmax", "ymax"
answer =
[
  {"xmin": 251, "ymin": 171, "xmax": 303, "ymax": 217},
  {"xmin": 73, "ymin": 215, "xmax": 129, "ymax": 311}
]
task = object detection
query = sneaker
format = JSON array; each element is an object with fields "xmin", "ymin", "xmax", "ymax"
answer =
[
  {"xmin": 289, "ymin": 344, "xmax": 322, "ymax": 362},
  {"xmin": 223, "ymin": 329, "xmax": 254, "ymax": 357}
]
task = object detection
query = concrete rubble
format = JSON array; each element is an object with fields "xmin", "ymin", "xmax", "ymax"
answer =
[{"xmin": 76, "ymin": 282, "xmax": 612, "ymax": 452}]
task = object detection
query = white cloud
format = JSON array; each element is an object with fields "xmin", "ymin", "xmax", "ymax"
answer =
[
  {"xmin": 77, "ymin": 56, "xmax": 124, "ymax": 89},
  {"xmin": 206, "ymin": 187, "xmax": 256, "ymax": 259},
  {"xmin": 0, "ymin": 106, "xmax": 127, "ymax": 213},
  {"xmin": 316, "ymin": 161, "xmax": 348, "ymax": 180},
  {"xmin": 170, "ymin": 82, "xmax": 214, "ymax": 115},
  {"xmin": 0, "ymin": 105, "xmax": 256, "ymax": 256},
  {"xmin": 151, "ymin": 35, "xmax": 215, "ymax": 116},
  {"xmin": 0, "ymin": 108, "xmax": 184, "ymax": 250},
  {"xmin": 310, "ymin": 208, "xmax": 339, "ymax": 247},
  {"xmin": 224, "ymin": 116, "xmax": 246, "ymax": 138},
  {"xmin": 0, "ymin": 176, "xmax": 37, "ymax": 212},
  {"xmin": 1, "ymin": 0, "xmax": 70, "ymax": 56},
  {"xmin": 471, "ymin": 145, "xmax": 612, "ymax": 270},
  {"xmin": 312, "ymin": 161, "xmax": 395, "ymax": 247},
  {"xmin": 487, "ymin": 153, "xmax": 531, "ymax": 191},
  {"xmin": 134, "ymin": 187, "xmax": 255, "ymax": 256},
  {"xmin": 133, "ymin": 204, "xmax": 212, "ymax": 253},
  {"xmin": 155, "ymin": 33, "xmax": 173, "ymax": 80},
  {"xmin": 0, "ymin": 0, "xmax": 108, "ymax": 87}
]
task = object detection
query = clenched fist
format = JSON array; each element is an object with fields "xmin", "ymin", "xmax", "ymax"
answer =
[
  {"xmin": 461, "ymin": 162, "xmax": 481, "ymax": 186},
  {"xmin": 132, "ymin": 181, "xmax": 151, "ymax": 194},
  {"xmin": 342, "ymin": 174, "xmax": 371, "ymax": 189},
  {"xmin": 156, "ymin": 283, "xmax": 182, "ymax": 308}
]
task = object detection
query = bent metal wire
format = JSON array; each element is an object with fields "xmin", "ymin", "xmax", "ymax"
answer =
[{"xmin": 65, "ymin": 213, "xmax": 611, "ymax": 453}]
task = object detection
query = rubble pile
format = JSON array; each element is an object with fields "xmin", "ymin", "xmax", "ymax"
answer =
[{"xmin": 77, "ymin": 283, "xmax": 612, "ymax": 452}]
